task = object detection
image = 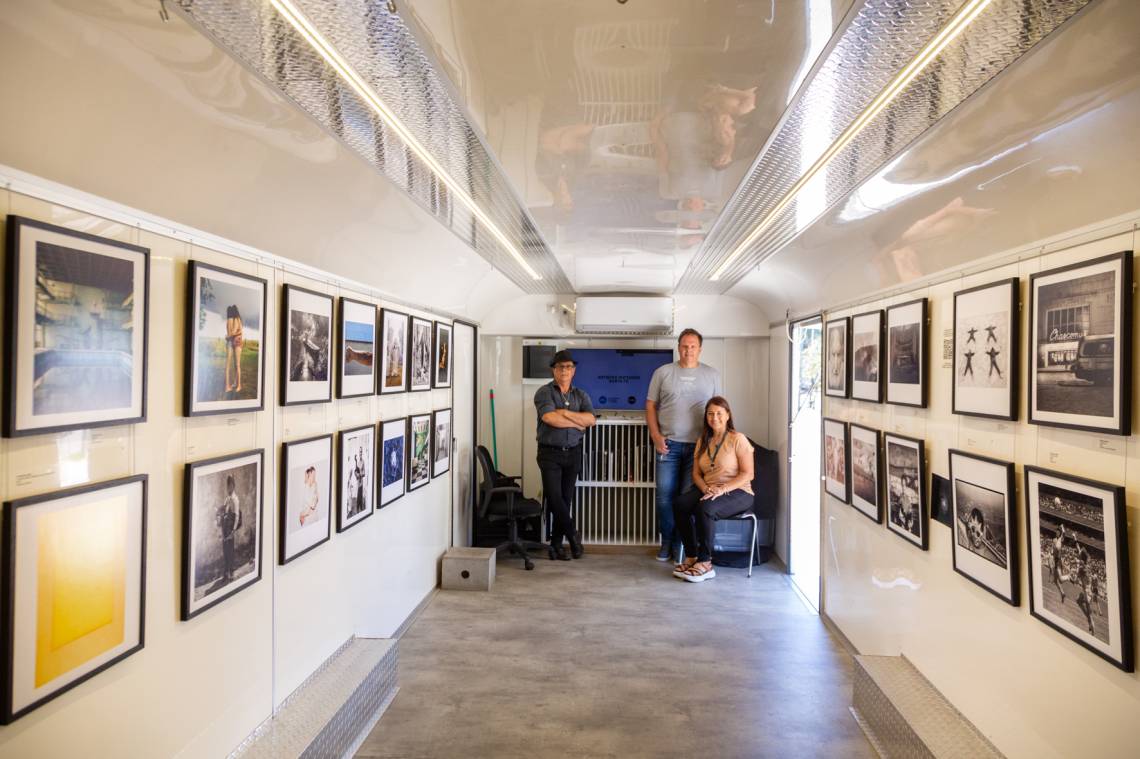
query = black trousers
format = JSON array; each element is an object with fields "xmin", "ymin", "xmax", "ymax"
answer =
[
  {"xmin": 673, "ymin": 487, "xmax": 753, "ymax": 562},
  {"xmin": 537, "ymin": 446, "xmax": 581, "ymax": 547}
]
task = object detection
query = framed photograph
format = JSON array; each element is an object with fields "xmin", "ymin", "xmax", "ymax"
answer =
[
  {"xmin": 824, "ymin": 317, "xmax": 850, "ymax": 399},
  {"xmin": 379, "ymin": 417, "xmax": 408, "ymax": 507},
  {"xmin": 337, "ymin": 297, "xmax": 377, "ymax": 399},
  {"xmin": 850, "ymin": 310, "xmax": 883, "ymax": 402},
  {"xmin": 884, "ymin": 433, "xmax": 927, "ymax": 549},
  {"xmin": 280, "ymin": 434, "xmax": 333, "ymax": 564},
  {"xmin": 338, "ymin": 424, "xmax": 376, "ymax": 531},
  {"xmin": 849, "ymin": 423, "xmax": 881, "ymax": 522},
  {"xmin": 281, "ymin": 285, "xmax": 333, "ymax": 406},
  {"xmin": 1025, "ymin": 466, "xmax": 1132, "ymax": 671},
  {"xmin": 432, "ymin": 408, "xmax": 452, "ymax": 478},
  {"xmin": 185, "ymin": 261, "xmax": 267, "ymax": 417},
  {"xmin": 182, "ymin": 450, "xmax": 264, "ymax": 620},
  {"xmin": 949, "ymin": 449, "xmax": 1017, "ymax": 605},
  {"xmin": 433, "ymin": 321, "xmax": 453, "ymax": 389},
  {"xmin": 2, "ymin": 475, "xmax": 147, "ymax": 723},
  {"xmin": 822, "ymin": 418, "xmax": 849, "ymax": 503},
  {"xmin": 379, "ymin": 308, "xmax": 409, "ymax": 394},
  {"xmin": 407, "ymin": 413, "xmax": 432, "ymax": 491},
  {"xmin": 1029, "ymin": 251, "xmax": 1132, "ymax": 435},
  {"xmin": 953, "ymin": 278, "xmax": 1019, "ymax": 420},
  {"xmin": 930, "ymin": 473, "xmax": 953, "ymax": 528},
  {"xmin": 886, "ymin": 298, "xmax": 927, "ymax": 407},
  {"xmin": 4, "ymin": 216, "xmax": 149, "ymax": 437},
  {"xmin": 409, "ymin": 317, "xmax": 433, "ymax": 392}
]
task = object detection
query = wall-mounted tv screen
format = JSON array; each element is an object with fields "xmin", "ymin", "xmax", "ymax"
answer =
[{"xmin": 572, "ymin": 349, "xmax": 674, "ymax": 410}]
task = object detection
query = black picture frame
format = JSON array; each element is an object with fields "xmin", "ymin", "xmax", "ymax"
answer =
[
  {"xmin": 848, "ymin": 423, "xmax": 882, "ymax": 523},
  {"xmin": 336, "ymin": 297, "xmax": 378, "ymax": 399},
  {"xmin": 379, "ymin": 417, "xmax": 408, "ymax": 507},
  {"xmin": 884, "ymin": 432, "xmax": 927, "ymax": 549},
  {"xmin": 279, "ymin": 433, "xmax": 334, "ymax": 564},
  {"xmin": 407, "ymin": 413, "xmax": 432, "ymax": 491},
  {"xmin": 850, "ymin": 310, "xmax": 884, "ymax": 403},
  {"xmin": 1024, "ymin": 466, "xmax": 1133, "ymax": 672},
  {"xmin": 184, "ymin": 261, "xmax": 268, "ymax": 417},
  {"xmin": 885, "ymin": 298, "xmax": 928, "ymax": 408},
  {"xmin": 337, "ymin": 424, "xmax": 376, "ymax": 532},
  {"xmin": 952, "ymin": 278, "xmax": 1019, "ymax": 420},
  {"xmin": 433, "ymin": 321, "xmax": 453, "ymax": 389},
  {"xmin": 280, "ymin": 284, "xmax": 334, "ymax": 406},
  {"xmin": 409, "ymin": 316, "xmax": 433, "ymax": 392},
  {"xmin": 431, "ymin": 408, "xmax": 452, "ymax": 478},
  {"xmin": 378, "ymin": 308, "xmax": 410, "ymax": 395},
  {"xmin": 822, "ymin": 417, "xmax": 849, "ymax": 503},
  {"xmin": 4, "ymin": 215, "xmax": 150, "ymax": 437},
  {"xmin": 1, "ymin": 474, "xmax": 148, "ymax": 723},
  {"xmin": 948, "ymin": 449, "xmax": 1018, "ymax": 606},
  {"xmin": 824, "ymin": 317, "xmax": 850, "ymax": 399},
  {"xmin": 182, "ymin": 449, "xmax": 264, "ymax": 620},
  {"xmin": 1028, "ymin": 251, "xmax": 1132, "ymax": 435}
]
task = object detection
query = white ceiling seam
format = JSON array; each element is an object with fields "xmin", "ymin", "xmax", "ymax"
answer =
[
  {"xmin": 171, "ymin": 0, "xmax": 572, "ymax": 293},
  {"xmin": 678, "ymin": 0, "xmax": 1095, "ymax": 294}
]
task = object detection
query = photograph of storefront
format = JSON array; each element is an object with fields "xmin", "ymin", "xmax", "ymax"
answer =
[{"xmin": 1034, "ymin": 269, "xmax": 1115, "ymax": 417}]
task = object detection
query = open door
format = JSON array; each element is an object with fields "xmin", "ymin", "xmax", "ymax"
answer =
[
  {"xmin": 788, "ymin": 316, "xmax": 822, "ymax": 609},
  {"xmin": 451, "ymin": 321, "xmax": 476, "ymax": 547}
]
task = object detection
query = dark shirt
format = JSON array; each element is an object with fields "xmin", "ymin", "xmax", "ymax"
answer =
[{"xmin": 534, "ymin": 381, "xmax": 594, "ymax": 448}]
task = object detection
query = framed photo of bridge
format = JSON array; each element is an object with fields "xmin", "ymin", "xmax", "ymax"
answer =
[
  {"xmin": 1028, "ymin": 251, "xmax": 1132, "ymax": 435},
  {"xmin": 4, "ymin": 216, "xmax": 150, "ymax": 437},
  {"xmin": 1024, "ymin": 466, "xmax": 1132, "ymax": 671},
  {"xmin": 949, "ymin": 449, "xmax": 1017, "ymax": 605}
]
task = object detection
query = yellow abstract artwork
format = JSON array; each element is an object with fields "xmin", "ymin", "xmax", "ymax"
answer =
[{"xmin": 35, "ymin": 495, "xmax": 127, "ymax": 687}]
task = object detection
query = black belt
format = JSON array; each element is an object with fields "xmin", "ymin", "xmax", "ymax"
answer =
[{"xmin": 539, "ymin": 443, "xmax": 581, "ymax": 451}]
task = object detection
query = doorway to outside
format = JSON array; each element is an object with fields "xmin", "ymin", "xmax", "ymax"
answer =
[{"xmin": 788, "ymin": 317, "xmax": 822, "ymax": 610}]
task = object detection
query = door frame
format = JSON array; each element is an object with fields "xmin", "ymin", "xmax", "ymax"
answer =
[
  {"xmin": 785, "ymin": 313, "xmax": 823, "ymax": 586},
  {"xmin": 452, "ymin": 319, "xmax": 478, "ymax": 547}
]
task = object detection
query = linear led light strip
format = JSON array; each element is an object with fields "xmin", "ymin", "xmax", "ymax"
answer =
[
  {"xmin": 709, "ymin": 0, "xmax": 995, "ymax": 281},
  {"xmin": 268, "ymin": 0, "xmax": 543, "ymax": 280}
]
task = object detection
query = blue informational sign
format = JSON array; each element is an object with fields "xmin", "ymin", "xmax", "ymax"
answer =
[{"xmin": 572, "ymin": 349, "xmax": 674, "ymax": 409}]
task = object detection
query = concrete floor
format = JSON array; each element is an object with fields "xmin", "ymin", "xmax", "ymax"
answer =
[{"xmin": 357, "ymin": 553, "xmax": 875, "ymax": 759}]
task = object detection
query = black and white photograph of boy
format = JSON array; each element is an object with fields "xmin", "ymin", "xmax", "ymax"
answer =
[
  {"xmin": 885, "ymin": 434, "xmax": 926, "ymax": 548},
  {"xmin": 183, "ymin": 450, "xmax": 263, "ymax": 619}
]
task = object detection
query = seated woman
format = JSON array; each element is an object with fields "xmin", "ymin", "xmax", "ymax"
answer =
[{"xmin": 672, "ymin": 396, "xmax": 754, "ymax": 583}]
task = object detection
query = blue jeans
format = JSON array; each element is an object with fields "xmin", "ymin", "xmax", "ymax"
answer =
[{"xmin": 655, "ymin": 440, "xmax": 695, "ymax": 546}]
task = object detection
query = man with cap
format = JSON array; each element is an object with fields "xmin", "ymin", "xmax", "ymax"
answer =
[{"xmin": 534, "ymin": 349, "xmax": 596, "ymax": 560}]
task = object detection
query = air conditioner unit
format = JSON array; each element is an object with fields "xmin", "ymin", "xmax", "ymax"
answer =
[{"xmin": 575, "ymin": 296, "xmax": 674, "ymax": 334}]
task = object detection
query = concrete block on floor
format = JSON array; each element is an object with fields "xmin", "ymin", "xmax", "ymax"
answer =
[{"xmin": 442, "ymin": 547, "xmax": 496, "ymax": 591}]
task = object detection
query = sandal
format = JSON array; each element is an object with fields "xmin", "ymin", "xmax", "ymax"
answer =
[
  {"xmin": 680, "ymin": 561, "xmax": 716, "ymax": 583},
  {"xmin": 672, "ymin": 557, "xmax": 698, "ymax": 579}
]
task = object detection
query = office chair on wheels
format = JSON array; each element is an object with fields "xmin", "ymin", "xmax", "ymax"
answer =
[{"xmin": 476, "ymin": 445, "xmax": 545, "ymax": 570}]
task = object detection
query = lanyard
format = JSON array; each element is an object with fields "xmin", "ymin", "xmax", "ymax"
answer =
[{"xmin": 709, "ymin": 433, "xmax": 728, "ymax": 468}]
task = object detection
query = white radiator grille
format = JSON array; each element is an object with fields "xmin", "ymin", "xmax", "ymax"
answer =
[{"xmin": 574, "ymin": 419, "xmax": 657, "ymax": 545}]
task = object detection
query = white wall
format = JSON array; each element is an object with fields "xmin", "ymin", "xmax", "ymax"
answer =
[
  {"xmin": 0, "ymin": 180, "xmax": 456, "ymax": 759},
  {"xmin": 819, "ymin": 217, "xmax": 1140, "ymax": 758}
]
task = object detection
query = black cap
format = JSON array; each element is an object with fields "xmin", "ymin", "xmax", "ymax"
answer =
[{"xmin": 550, "ymin": 349, "xmax": 578, "ymax": 367}]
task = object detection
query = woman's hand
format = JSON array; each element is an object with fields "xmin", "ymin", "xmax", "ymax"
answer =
[{"xmin": 702, "ymin": 484, "xmax": 725, "ymax": 500}]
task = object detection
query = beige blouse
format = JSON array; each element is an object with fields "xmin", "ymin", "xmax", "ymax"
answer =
[{"xmin": 697, "ymin": 431, "xmax": 754, "ymax": 495}]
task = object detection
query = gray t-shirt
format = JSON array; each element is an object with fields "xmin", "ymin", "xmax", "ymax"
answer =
[{"xmin": 647, "ymin": 362, "xmax": 722, "ymax": 443}]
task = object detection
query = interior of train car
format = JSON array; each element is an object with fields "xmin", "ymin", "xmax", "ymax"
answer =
[{"xmin": 1, "ymin": 1, "xmax": 1138, "ymax": 756}]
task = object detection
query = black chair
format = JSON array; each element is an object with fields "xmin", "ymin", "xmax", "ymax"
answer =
[
  {"xmin": 714, "ymin": 439, "xmax": 779, "ymax": 577},
  {"xmin": 476, "ymin": 445, "xmax": 545, "ymax": 571}
]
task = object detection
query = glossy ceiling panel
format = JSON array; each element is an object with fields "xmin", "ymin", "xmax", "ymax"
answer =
[
  {"xmin": 726, "ymin": 0, "xmax": 1140, "ymax": 319},
  {"xmin": 174, "ymin": 0, "xmax": 572, "ymax": 292},
  {"xmin": 678, "ymin": 0, "xmax": 1096, "ymax": 293},
  {"xmin": 402, "ymin": 0, "xmax": 853, "ymax": 293}
]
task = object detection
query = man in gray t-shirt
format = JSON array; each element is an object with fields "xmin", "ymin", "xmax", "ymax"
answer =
[{"xmin": 646, "ymin": 328, "xmax": 722, "ymax": 561}]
